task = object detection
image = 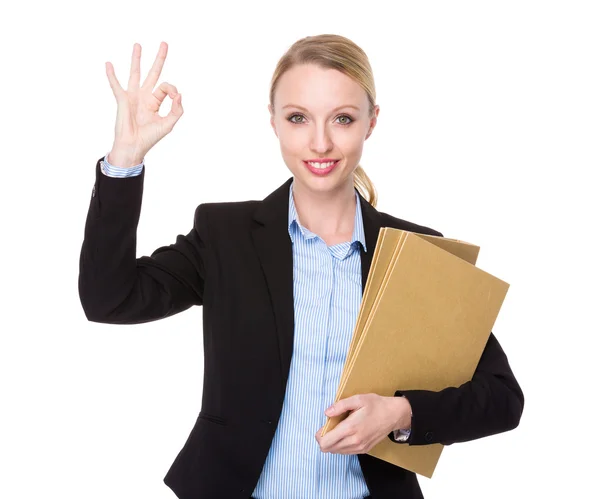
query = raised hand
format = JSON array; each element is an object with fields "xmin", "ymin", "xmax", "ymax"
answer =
[{"xmin": 105, "ymin": 41, "xmax": 183, "ymax": 167}]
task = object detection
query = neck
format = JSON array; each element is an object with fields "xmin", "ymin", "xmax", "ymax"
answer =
[{"xmin": 292, "ymin": 178, "xmax": 356, "ymax": 237}]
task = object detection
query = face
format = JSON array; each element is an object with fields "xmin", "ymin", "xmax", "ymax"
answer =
[{"xmin": 269, "ymin": 63, "xmax": 379, "ymax": 196}]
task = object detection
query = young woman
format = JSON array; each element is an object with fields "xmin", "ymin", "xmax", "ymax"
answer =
[{"xmin": 79, "ymin": 34, "xmax": 524, "ymax": 499}]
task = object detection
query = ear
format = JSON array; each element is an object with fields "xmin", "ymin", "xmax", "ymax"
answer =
[
  {"xmin": 365, "ymin": 104, "xmax": 380, "ymax": 140},
  {"xmin": 268, "ymin": 104, "xmax": 278, "ymax": 138}
]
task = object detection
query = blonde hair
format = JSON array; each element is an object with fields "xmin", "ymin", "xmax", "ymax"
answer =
[{"xmin": 269, "ymin": 34, "xmax": 379, "ymax": 208}]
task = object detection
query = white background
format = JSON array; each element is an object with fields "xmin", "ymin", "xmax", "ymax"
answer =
[{"xmin": 1, "ymin": 1, "xmax": 598, "ymax": 497}]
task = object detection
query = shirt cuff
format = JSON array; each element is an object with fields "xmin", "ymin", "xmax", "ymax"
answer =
[{"xmin": 101, "ymin": 152, "xmax": 144, "ymax": 177}]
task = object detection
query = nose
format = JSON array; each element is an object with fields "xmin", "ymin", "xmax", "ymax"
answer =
[{"xmin": 310, "ymin": 124, "xmax": 334, "ymax": 153}]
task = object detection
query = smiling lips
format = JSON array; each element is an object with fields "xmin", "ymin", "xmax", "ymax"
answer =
[{"xmin": 303, "ymin": 159, "xmax": 340, "ymax": 175}]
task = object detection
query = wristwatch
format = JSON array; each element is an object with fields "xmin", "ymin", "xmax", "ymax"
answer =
[
  {"xmin": 393, "ymin": 395, "xmax": 413, "ymax": 442},
  {"xmin": 393, "ymin": 428, "xmax": 410, "ymax": 442}
]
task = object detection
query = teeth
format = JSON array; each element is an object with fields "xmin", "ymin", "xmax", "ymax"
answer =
[{"xmin": 308, "ymin": 161, "xmax": 337, "ymax": 168}]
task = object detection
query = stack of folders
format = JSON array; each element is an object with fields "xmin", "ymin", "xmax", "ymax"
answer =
[{"xmin": 320, "ymin": 228, "xmax": 510, "ymax": 478}]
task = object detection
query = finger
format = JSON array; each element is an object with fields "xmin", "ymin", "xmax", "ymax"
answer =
[
  {"xmin": 315, "ymin": 426, "xmax": 324, "ymax": 441},
  {"xmin": 328, "ymin": 434, "xmax": 365, "ymax": 455},
  {"xmin": 160, "ymin": 93, "xmax": 183, "ymax": 131},
  {"xmin": 322, "ymin": 416, "xmax": 365, "ymax": 453},
  {"xmin": 128, "ymin": 42, "xmax": 141, "ymax": 91},
  {"xmin": 320, "ymin": 432, "xmax": 348, "ymax": 453},
  {"xmin": 105, "ymin": 61, "xmax": 125, "ymax": 100},
  {"xmin": 142, "ymin": 41, "xmax": 168, "ymax": 91},
  {"xmin": 153, "ymin": 82, "xmax": 179, "ymax": 106},
  {"xmin": 319, "ymin": 421, "xmax": 353, "ymax": 452},
  {"xmin": 326, "ymin": 395, "xmax": 362, "ymax": 417}
]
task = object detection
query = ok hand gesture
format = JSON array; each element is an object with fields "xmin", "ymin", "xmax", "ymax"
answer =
[{"xmin": 105, "ymin": 41, "xmax": 183, "ymax": 167}]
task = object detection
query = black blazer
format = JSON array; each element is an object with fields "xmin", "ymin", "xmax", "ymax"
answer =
[{"xmin": 79, "ymin": 156, "xmax": 524, "ymax": 499}]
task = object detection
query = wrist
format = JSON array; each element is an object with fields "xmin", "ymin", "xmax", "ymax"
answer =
[
  {"xmin": 108, "ymin": 144, "xmax": 144, "ymax": 168},
  {"xmin": 392, "ymin": 395, "xmax": 412, "ymax": 431}
]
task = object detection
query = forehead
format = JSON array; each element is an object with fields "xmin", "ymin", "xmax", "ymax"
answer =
[{"xmin": 275, "ymin": 63, "xmax": 367, "ymax": 111}]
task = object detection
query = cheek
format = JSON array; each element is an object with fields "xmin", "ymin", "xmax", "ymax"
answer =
[
  {"xmin": 345, "ymin": 129, "xmax": 367, "ymax": 148},
  {"xmin": 277, "ymin": 131, "xmax": 302, "ymax": 155},
  {"xmin": 337, "ymin": 138, "xmax": 364, "ymax": 160}
]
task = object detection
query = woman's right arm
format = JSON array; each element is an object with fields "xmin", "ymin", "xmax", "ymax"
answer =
[
  {"xmin": 78, "ymin": 155, "xmax": 208, "ymax": 324},
  {"xmin": 79, "ymin": 42, "xmax": 204, "ymax": 324}
]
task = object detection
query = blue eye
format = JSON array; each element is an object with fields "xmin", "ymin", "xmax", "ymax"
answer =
[{"xmin": 287, "ymin": 113, "xmax": 354, "ymax": 126}]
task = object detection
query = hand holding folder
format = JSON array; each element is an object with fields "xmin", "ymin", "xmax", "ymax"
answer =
[{"xmin": 320, "ymin": 228, "xmax": 510, "ymax": 478}]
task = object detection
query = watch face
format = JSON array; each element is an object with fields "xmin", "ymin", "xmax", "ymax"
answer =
[{"xmin": 394, "ymin": 430, "xmax": 409, "ymax": 442}]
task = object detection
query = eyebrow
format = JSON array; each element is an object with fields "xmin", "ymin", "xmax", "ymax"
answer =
[{"xmin": 282, "ymin": 104, "xmax": 361, "ymax": 112}]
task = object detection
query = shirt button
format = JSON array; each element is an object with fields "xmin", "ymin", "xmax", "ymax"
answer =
[{"xmin": 425, "ymin": 431, "xmax": 434, "ymax": 442}]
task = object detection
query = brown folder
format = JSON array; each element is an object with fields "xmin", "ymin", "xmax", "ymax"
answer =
[{"xmin": 321, "ymin": 228, "xmax": 509, "ymax": 478}]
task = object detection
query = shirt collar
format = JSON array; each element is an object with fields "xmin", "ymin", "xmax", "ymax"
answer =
[{"xmin": 287, "ymin": 180, "xmax": 367, "ymax": 252}]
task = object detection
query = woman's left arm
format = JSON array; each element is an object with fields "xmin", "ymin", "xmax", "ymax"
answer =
[
  {"xmin": 391, "ymin": 331, "xmax": 524, "ymax": 446},
  {"xmin": 315, "ymin": 332, "xmax": 523, "ymax": 454}
]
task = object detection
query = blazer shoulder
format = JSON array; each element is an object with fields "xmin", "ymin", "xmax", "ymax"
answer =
[
  {"xmin": 195, "ymin": 199, "xmax": 261, "ymax": 236},
  {"xmin": 378, "ymin": 210, "xmax": 444, "ymax": 238},
  {"xmin": 198, "ymin": 199, "xmax": 260, "ymax": 218}
]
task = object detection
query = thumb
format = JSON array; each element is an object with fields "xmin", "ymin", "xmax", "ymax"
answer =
[{"xmin": 325, "ymin": 395, "xmax": 362, "ymax": 417}]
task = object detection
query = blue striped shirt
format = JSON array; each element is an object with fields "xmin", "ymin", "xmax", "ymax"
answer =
[
  {"xmin": 100, "ymin": 152, "xmax": 145, "ymax": 177},
  {"xmin": 99, "ymin": 154, "xmax": 409, "ymax": 498},
  {"xmin": 250, "ymin": 180, "xmax": 371, "ymax": 498}
]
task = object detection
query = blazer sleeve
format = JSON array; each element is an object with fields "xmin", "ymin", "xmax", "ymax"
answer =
[
  {"xmin": 78, "ymin": 156, "xmax": 208, "ymax": 324},
  {"xmin": 388, "ymin": 331, "xmax": 525, "ymax": 446}
]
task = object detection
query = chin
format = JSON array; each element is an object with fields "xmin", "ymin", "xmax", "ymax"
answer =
[{"xmin": 298, "ymin": 174, "xmax": 348, "ymax": 194}]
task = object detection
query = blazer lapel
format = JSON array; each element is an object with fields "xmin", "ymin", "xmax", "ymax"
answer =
[
  {"xmin": 251, "ymin": 177, "xmax": 383, "ymax": 396},
  {"xmin": 358, "ymin": 190, "xmax": 384, "ymax": 292},
  {"xmin": 251, "ymin": 177, "xmax": 295, "ymax": 396}
]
